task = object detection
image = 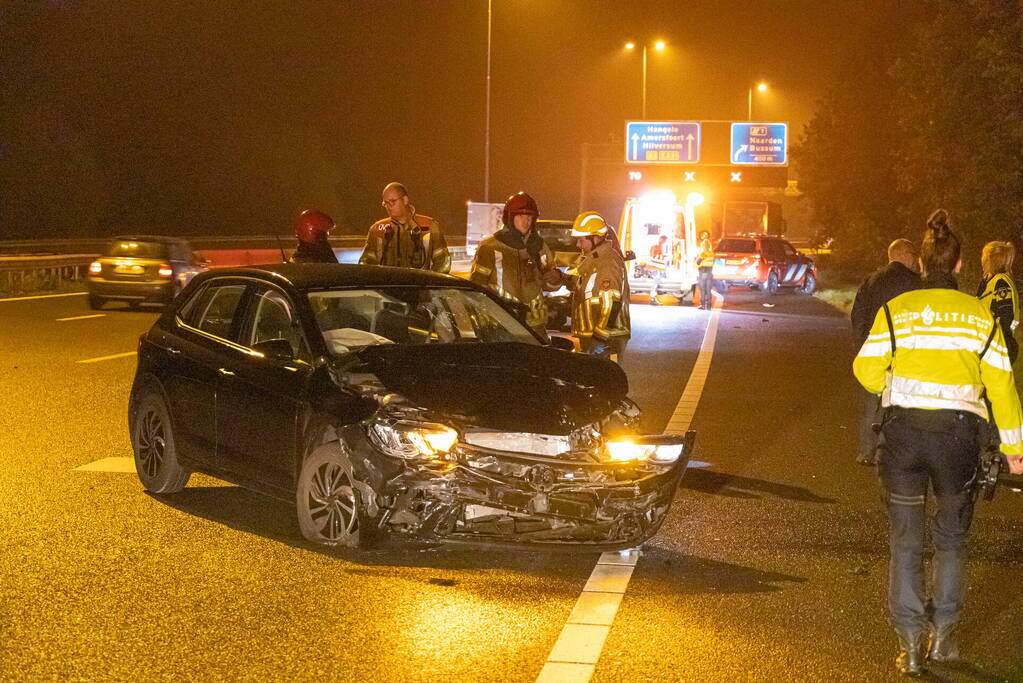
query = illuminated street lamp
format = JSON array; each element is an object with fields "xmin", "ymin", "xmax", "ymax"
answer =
[
  {"xmin": 625, "ymin": 39, "xmax": 667, "ymax": 119},
  {"xmin": 748, "ymin": 81, "xmax": 768, "ymax": 120}
]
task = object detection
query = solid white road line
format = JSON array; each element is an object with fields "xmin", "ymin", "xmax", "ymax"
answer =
[
  {"xmin": 57, "ymin": 314, "xmax": 105, "ymax": 321},
  {"xmin": 76, "ymin": 351, "xmax": 136, "ymax": 364},
  {"xmin": 535, "ymin": 298, "xmax": 723, "ymax": 683},
  {"xmin": 0, "ymin": 291, "xmax": 87, "ymax": 303}
]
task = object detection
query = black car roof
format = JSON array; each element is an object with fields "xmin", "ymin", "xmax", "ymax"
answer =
[{"xmin": 195, "ymin": 263, "xmax": 475, "ymax": 291}]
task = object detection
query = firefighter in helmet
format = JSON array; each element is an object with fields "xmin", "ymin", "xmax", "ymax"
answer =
[
  {"xmin": 569, "ymin": 211, "xmax": 631, "ymax": 361},
  {"xmin": 470, "ymin": 191, "xmax": 563, "ymax": 335},
  {"xmin": 360, "ymin": 182, "xmax": 450, "ymax": 272},
  {"xmin": 290, "ymin": 209, "xmax": 339, "ymax": 264}
]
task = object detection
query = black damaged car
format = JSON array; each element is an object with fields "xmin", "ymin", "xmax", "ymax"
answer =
[{"xmin": 128, "ymin": 264, "xmax": 693, "ymax": 549}]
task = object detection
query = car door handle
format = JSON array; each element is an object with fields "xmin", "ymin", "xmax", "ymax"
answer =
[
  {"xmin": 218, "ymin": 368, "xmax": 236, "ymax": 377},
  {"xmin": 166, "ymin": 346, "xmax": 181, "ymax": 355}
]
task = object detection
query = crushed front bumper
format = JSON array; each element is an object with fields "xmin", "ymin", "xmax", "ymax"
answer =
[{"xmin": 374, "ymin": 431, "xmax": 695, "ymax": 550}]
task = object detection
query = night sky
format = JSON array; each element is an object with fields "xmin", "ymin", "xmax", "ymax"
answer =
[{"xmin": 0, "ymin": 0, "xmax": 888, "ymax": 240}]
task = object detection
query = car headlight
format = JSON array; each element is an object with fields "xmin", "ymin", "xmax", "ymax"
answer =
[
  {"xmin": 369, "ymin": 420, "xmax": 459, "ymax": 460},
  {"xmin": 604, "ymin": 439, "xmax": 683, "ymax": 464}
]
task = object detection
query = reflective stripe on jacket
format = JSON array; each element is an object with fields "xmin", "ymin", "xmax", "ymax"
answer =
[
  {"xmin": 359, "ymin": 212, "xmax": 451, "ymax": 272},
  {"xmin": 853, "ymin": 287, "xmax": 1023, "ymax": 455},
  {"xmin": 571, "ymin": 240, "xmax": 630, "ymax": 341}
]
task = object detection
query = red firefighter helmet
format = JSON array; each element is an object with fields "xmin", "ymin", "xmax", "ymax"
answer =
[
  {"xmin": 502, "ymin": 192, "xmax": 539, "ymax": 228},
  {"xmin": 294, "ymin": 209, "xmax": 334, "ymax": 243}
]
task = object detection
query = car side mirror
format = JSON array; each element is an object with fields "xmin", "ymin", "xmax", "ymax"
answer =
[
  {"xmin": 252, "ymin": 338, "xmax": 294, "ymax": 361},
  {"xmin": 548, "ymin": 335, "xmax": 575, "ymax": 352},
  {"xmin": 624, "ymin": 250, "xmax": 636, "ymax": 261}
]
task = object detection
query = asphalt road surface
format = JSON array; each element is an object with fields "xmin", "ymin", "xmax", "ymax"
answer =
[{"xmin": 2, "ymin": 288, "xmax": 1021, "ymax": 682}]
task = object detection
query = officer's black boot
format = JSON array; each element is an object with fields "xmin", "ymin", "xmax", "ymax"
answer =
[
  {"xmin": 928, "ymin": 622, "xmax": 960, "ymax": 662},
  {"xmin": 895, "ymin": 629, "xmax": 926, "ymax": 676}
]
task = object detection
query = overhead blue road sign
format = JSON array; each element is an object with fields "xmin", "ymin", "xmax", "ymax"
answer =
[
  {"xmin": 626, "ymin": 121, "xmax": 701, "ymax": 164},
  {"xmin": 731, "ymin": 123, "xmax": 787, "ymax": 165}
]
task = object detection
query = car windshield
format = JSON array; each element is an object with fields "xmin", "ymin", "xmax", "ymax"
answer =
[
  {"xmin": 715, "ymin": 238, "xmax": 757, "ymax": 253},
  {"xmin": 104, "ymin": 241, "xmax": 167, "ymax": 259},
  {"xmin": 308, "ymin": 287, "xmax": 539, "ymax": 356}
]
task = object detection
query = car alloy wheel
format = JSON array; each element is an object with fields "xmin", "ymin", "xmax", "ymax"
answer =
[
  {"xmin": 296, "ymin": 443, "xmax": 366, "ymax": 548},
  {"xmin": 132, "ymin": 391, "xmax": 190, "ymax": 493},
  {"xmin": 765, "ymin": 270, "xmax": 780, "ymax": 295}
]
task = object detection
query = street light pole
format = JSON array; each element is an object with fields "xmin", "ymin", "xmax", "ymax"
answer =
[
  {"xmin": 642, "ymin": 45, "xmax": 647, "ymax": 119},
  {"xmin": 626, "ymin": 40, "xmax": 664, "ymax": 119},
  {"xmin": 748, "ymin": 82, "xmax": 767, "ymax": 121},
  {"xmin": 484, "ymin": 0, "xmax": 492, "ymax": 202}
]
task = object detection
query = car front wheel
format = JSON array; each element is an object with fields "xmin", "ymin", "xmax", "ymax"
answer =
[
  {"xmin": 799, "ymin": 272, "xmax": 816, "ymax": 295},
  {"xmin": 296, "ymin": 442, "xmax": 374, "ymax": 548},
  {"xmin": 88, "ymin": 294, "xmax": 104, "ymax": 310},
  {"xmin": 132, "ymin": 391, "xmax": 190, "ymax": 493}
]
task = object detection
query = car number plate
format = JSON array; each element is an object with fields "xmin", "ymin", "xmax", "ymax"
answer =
[{"xmin": 115, "ymin": 264, "xmax": 144, "ymax": 275}]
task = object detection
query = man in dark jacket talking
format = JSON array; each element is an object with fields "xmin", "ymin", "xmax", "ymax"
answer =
[{"xmin": 850, "ymin": 238, "xmax": 921, "ymax": 464}]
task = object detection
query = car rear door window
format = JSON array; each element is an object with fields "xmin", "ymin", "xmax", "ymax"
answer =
[
  {"xmin": 181, "ymin": 283, "xmax": 247, "ymax": 340},
  {"xmin": 761, "ymin": 239, "xmax": 784, "ymax": 260}
]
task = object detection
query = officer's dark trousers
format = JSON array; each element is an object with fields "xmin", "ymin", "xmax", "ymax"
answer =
[
  {"xmin": 859, "ymin": 389, "xmax": 879, "ymax": 458},
  {"xmin": 697, "ymin": 267, "xmax": 714, "ymax": 310},
  {"xmin": 879, "ymin": 408, "xmax": 979, "ymax": 634}
]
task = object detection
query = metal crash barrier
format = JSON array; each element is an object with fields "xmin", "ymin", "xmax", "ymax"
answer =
[{"xmin": 0, "ymin": 235, "xmax": 468, "ymax": 295}]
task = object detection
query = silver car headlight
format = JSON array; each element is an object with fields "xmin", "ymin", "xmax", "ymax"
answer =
[
  {"xmin": 369, "ymin": 420, "xmax": 459, "ymax": 460},
  {"xmin": 603, "ymin": 438, "xmax": 684, "ymax": 464}
]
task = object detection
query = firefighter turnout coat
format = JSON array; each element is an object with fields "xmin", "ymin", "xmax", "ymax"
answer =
[
  {"xmin": 359, "ymin": 212, "xmax": 451, "ymax": 272},
  {"xmin": 470, "ymin": 226, "xmax": 558, "ymax": 333},
  {"xmin": 853, "ymin": 284, "xmax": 1023, "ymax": 456},
  {"xmin": 571, "ymin": 239, "xmax": 631, "ymax": 343}
]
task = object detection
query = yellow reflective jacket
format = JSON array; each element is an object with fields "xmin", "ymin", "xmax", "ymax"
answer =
[
  {"xmin": 696, "ymin": 238, "xmax": 715, "ymax": 268},
  {"xmin": 571, "ymin": 240, "xmax": 631, "ymax": 341},
  {"xmin": 359, "ymin": 212, "xmax": 451, "ymax": 273},
  {"xmin": 853, "ymin": 285, "xmax": 1023, "ymax": 455},
  {"xmin": 978, "ymin": 271, "xmax": 1020, "ymax": 333},
  {"xmin": 469, "ymin": 227, "xmax": 556, "ymax": 333}
]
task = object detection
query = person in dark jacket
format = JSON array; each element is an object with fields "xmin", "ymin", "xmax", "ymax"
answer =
[
  {"xmin": 850, "ymin": 238, "xmax": 920, "ymax": 464},
  {"xmin": 290, "ymin": 209, "xmax": 339, "ymax": 264}
]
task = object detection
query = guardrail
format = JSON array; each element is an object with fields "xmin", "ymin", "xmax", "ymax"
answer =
[
  {"xmin": 0, "ymin": 254, "xmax": 98, "ymax": 294},
  {"xmin": 0, "ymin": 235, "xmax": 470, "ymax": 294}
]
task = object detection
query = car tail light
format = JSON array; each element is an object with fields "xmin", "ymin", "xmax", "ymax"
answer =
[
  {"xmin": 158, "ymin": 264, "xmax": 173, "ymax": 278},
  {"xmin": 88, "ymin": 261, "xmax": 102, "ymax": 275}
]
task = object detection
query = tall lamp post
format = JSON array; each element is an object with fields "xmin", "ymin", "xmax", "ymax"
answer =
[
  {"xmin": 748, "ymin": 81, "xmax": 768, "ymax": 120},
  {"xmin": 484, "ymin": 0, "xmax": 492, "ymax": 202},
  {"xmin": 625, "ymin": 40, "xmax": 666, "ymax": 119}
]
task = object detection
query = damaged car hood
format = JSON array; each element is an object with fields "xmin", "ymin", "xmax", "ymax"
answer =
[{"xmin": 351, "ymin": 342, "xmax": 628, "ymax": 434}]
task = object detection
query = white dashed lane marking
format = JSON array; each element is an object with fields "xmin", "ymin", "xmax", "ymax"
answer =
[
  {"xmin": 536, "ymin": 297, "xmax": 723, "ymax": 683},
  {"xmin": 57, "ymin": 314, "xmax": 105, "ymax": 321},
  {"xmin": 76, "ymin": 351, "xmax": 136, "ymax": 364}
]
